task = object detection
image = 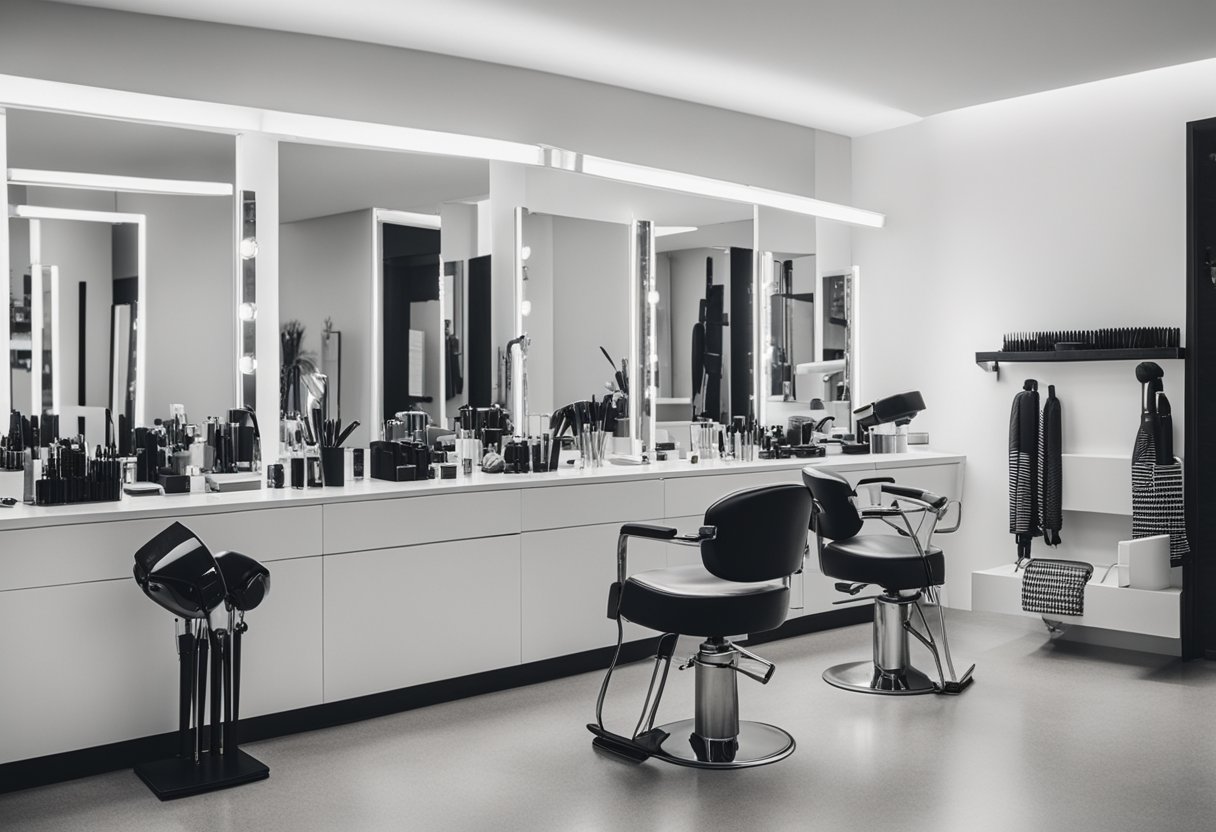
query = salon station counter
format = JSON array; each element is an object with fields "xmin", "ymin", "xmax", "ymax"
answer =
[{"xmin": 0, "ymin": 449, "xmax": 963, "ymax": 776}]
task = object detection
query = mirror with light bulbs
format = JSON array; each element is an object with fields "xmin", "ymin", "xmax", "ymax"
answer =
[
  {"xmin": 277, "ymin": 142, "xmax": 490, "ymax": 446},
  {"xmin": 4, "ymin": 108, "xmax": 236, "ymax": 431}
]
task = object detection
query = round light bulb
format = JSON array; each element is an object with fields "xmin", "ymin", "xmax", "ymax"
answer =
[
  {"xmin": 238, "ymin": 302, "xmax": 257, "ymax": 321},
  {"xmin": 521, "ymin": 299, "xmax": 532, "ymax": 317},
  {"xmin": 520, "ymin": 245, "xmax": 532, "ymax": 262},
  {"xmin": 239, "ymin": 355, "xmax": 257, "ymax": 375},
  {"xmin": 239, "ymin": 237, "xmax": 259, "ymax": 260}
]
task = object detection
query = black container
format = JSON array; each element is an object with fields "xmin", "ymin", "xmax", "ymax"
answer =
[
  {"xmin": 290, "ymin": 457, "xmax": 305, "ymax": 489},
  {"xmin": 267, "ymin": 463, "xmax": 285, "ymax": 489},
  {"xmin": 320, "ymin": 447, "xmax": 345, "ymax": 487}
]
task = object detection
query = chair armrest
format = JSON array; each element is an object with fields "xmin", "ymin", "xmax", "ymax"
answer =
[
  {"xmin": 855, "ymin": 476, "xmax": 895, "ymax": 489},
  {"xmin": 618, "ymin": 523, "xmax": 678, "ymax": 540},
  {"xmin": 881, "ymin": 484, "xmax": 949, "ymax": 511}
]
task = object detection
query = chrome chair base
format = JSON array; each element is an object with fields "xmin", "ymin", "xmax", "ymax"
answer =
[
  {"xmin": 652, "ymin": 719, "xmax": 796, "ymax": 769},
  {"xmin": 823, "ymin": 660, "xmax": 935, "ymax": 696}
]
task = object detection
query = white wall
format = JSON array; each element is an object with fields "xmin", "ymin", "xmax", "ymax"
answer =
[
  {"xmin": 852, "ymin": 59, "xmax": 1216, "ymax": 608},
  {"xmin": 550, "ymin": 216, "xmax": 630, "ymax": 409},
  {"xmin": 0, "ymin": 0, "xmax": 817, "ymax": 196},
  {"xmin": 280, "ymin": 210, "xmax": 373, "ymax": 447}
]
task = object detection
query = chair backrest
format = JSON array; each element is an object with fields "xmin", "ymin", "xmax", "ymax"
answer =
[
  {"xmin": 701, "ymin": 483, "xmax": 812, "ymax": 582},
  {"xmin": 802, "ymin": 466, "xmax": 863, "ymax": 541}
]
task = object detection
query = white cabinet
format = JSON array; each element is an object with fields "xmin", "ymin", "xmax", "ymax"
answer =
[
  {"xmin": 520, "ymin": 520, "xmax": 668, "ymax": 662},
  {"xmin": 0, "ymin": 554, "xmax": 323, "ymax": 764},
  {"xmin": 323, "ymin": 536, "xmax": 522, "ymax": 702}
]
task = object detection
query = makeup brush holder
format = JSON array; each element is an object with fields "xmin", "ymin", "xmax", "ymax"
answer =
[{"xmin": 320, "ymin": 447, "xmax": 345, "ymax": 487}]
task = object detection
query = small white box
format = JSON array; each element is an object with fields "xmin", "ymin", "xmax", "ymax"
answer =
[
  {"xmin": 1127, "ymin": 535, "xmax": 1171, "ymax": 591},
  {"xmin": 1116, "ymin": 539, "xmax": 1132, "ymax": 587}
]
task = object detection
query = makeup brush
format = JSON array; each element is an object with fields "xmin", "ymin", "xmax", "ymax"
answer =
[{"xmin": 334, "ymin": 420, "xmax": 360, "ymax": 448}]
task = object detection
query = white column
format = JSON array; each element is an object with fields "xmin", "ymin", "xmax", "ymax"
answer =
[{"xmin": 235, "ymin": 133, "xmax": 280, "ymax": 463}]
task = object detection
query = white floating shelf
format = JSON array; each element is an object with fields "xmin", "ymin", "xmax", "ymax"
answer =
[{"xmin": 972, "ymin": 563, "xmax": 1180, "ymax": 639}]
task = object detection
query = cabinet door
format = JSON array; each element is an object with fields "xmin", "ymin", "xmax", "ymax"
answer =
[
  {"xmin": 323, "ymin": 536, "xmax": 521, "ymax": 702},
  {"xmin": 521, "ymin": 520, "xmax": 668, "ymax": 663}
]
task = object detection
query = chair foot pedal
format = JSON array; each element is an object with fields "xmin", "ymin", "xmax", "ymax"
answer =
[
  {"xmin": 587, "ymin": 725, "xmax": 668, "ymax": 763},
  {"xmin": 933, "ymin": 665, "xmax": 975, "ymax": 696}
]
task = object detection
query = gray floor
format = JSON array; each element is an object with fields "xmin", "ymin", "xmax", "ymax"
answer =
[{"xmin": 4, "ymin": 611, "xmax": 1216, "ymax": 832}]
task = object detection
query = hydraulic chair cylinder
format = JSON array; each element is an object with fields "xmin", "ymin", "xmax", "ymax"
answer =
[
  {"xmin": 693, "ymin": 642, "xmax": 740, "ymax": 742},
  {"xmin": 874, "ymin": 596, "xmax": 914, "ymax": 673}
]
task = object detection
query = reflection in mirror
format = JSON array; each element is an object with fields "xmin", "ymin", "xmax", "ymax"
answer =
[
  {"xmin": 518, "ymin": 208, "xmax": 631, "ymax": 433},
  {"xmin": 654, "ymin": 218, "xmax": 755, "ymax": 424},
  {"xmin": 766, "ymin": 254, "xmax": 815, "ymax": 401},
  {"xmin": 8, "ymin": 208, "xmax": 144, "ymax": 442},
  {"xmin": 757, "ymin": 209, "xmax": 854, "ymax": 433},
  {"xmin": 5, "ymin": 109, "xmax": 235, "ymax": 434},
  {"xmin": 381, "ymin": 218, "xmax": 441, "ymax": 423},
  {"xmin": 278, "ymin": 143, "xmax": 489, "ymax": 447}
]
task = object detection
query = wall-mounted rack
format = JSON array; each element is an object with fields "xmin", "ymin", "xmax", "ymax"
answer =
[{"xmin": 975, "ymin": 348, "xmax": 1186, "ymax": 379}]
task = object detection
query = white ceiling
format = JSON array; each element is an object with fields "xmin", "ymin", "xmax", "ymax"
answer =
[
  {"xmin": 5, "ymin": 109, "xmax": 234, "ymax": 181},
  {"xmin": 55, "ymin": 0, "xmax": 1216, "ymax": 136}
]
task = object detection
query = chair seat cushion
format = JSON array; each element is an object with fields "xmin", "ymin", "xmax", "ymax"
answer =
[
  {"xmin": 619, "ymin": 565, "xmax": 789, "ymax": 637},
  {"xmin": 820, "ymin": 535, "xmax": 945, "ymax": 590}
]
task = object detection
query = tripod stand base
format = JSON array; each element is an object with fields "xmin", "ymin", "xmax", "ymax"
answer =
[{"xmin": 134, "ymin": 749, "xmax": 268, "ymax": 800}]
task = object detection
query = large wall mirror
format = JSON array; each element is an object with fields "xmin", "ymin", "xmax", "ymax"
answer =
[
  {"xmin": 278, "ymin": 143, "xmax": 490, "ymax": 446},
  {"xmin": 517, "ymin": 208, "xmax": 631, "ymax": 433},
  {"xmin": 511, "ymin": 166, "xmax": 763, "ymax": 452},
  {"xmin": 757, "ymin": 208, "xmax": 855, "ymax": 430},
  {"xmin": 5, "ymin": 109, "xmax": 235, "ymax": 433}
]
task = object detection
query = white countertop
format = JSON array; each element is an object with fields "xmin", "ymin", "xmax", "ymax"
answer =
[{"xmin": 0, "ymin": 449, "xmax": 963, "ymax": 531}]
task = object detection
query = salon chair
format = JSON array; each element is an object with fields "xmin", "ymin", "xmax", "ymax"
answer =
[
  {"xmin": 588, "ymin": 483, "xmax": 811, "ymax": 769},
  {"xmin": 802, "ymin": 466, "xmax": 973, "ymax": 696},
  {"xmin": 132, "ymin": 522, "xmax": 270, "ymax": 799}
]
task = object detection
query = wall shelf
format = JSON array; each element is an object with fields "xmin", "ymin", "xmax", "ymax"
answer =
[
  {"xmin": 975, "ymin": 348, "xmax": 1185, "ymax": 379},
  {"xmin": 972, "ymin": 563, "xmax": 1180, "ymax": 639}
]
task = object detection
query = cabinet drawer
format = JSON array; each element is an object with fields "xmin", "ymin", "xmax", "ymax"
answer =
[
  {"xmin": 663, "ymin": 469, "xmax": 805, "ymax": 519},
  {"xmin": 0, "ymin": 506, "xmax": 323, "ymax": 591},
  {"xmin": 521, "ymin": 479, "xmax": 663, "ymax": 531},
  {"xmin": 322, "ymin": 490, "xmax": 520, "ymax": 554}
]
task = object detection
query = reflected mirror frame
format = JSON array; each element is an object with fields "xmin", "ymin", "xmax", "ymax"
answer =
[
  {"xmin": 372, "ymin": 209, "xmax": 446, "ymax": 436},
  {"xmin": 13, "ymin": 205, "xmax": 148, "ymax": 426}
]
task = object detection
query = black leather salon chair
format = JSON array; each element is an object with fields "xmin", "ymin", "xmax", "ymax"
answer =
[
  {"xmin": 588, "ymin": 483, "xmax": 811, "ymax": 769},
  {"xmin": 802, "ymin": 466, "xmax": 973, "ymax": 696}
]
